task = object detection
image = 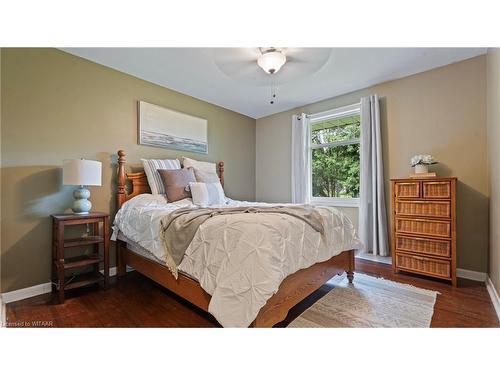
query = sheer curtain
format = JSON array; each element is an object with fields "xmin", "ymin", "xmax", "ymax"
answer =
[
  {"xmin": 359, "ymin": 95, "xmax": 389, "ymax": 256},
  {"xmin": 291, "ymin": 113, "xmax": 311, "ymax": 204}
]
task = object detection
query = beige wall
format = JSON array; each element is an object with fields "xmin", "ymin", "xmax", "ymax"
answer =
[
  {"xmin": 487, "ymin": 48, "xmax": 500, "ymax": 292},
  {"xmin": 256, "ymin": 56, "xmax": 488, "ymax": 273},
  {"xmin": 0, "ymin": 48, "xmax": 256, "ymax": 292}
]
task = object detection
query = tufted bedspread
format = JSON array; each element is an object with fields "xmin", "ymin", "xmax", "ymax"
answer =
[{"xmin": 113, "ymin": 194, "xmax": 361, "ymax": 327}]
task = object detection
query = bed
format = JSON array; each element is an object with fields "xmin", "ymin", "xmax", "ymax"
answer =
[{"xmin": 114, "ymin": 150, "xmax": 360, "ymax": 327}]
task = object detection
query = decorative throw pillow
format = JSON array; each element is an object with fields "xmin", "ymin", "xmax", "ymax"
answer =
[
  {"xmin": 189, "ymin": 182, "xmax": 225, "ymax": 206},
  {"xmin": 182, "ymin": 157, "xmax": 216, "ymax": 174},
  {"xmin": 158, "ymin": 168, "xmax": 196, "ymax": 202},
  {"xmin": 193, "ymin": 168, "xmax": 220, "ymax": 183},
  {"xmin": 141, "ymin": 158, "xmax": 181, "ymax": 195}
]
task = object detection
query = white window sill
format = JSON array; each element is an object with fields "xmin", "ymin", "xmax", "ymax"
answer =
[{"xmin": 310, "ymin": 198, "xmax": 359, "ymax": 208}]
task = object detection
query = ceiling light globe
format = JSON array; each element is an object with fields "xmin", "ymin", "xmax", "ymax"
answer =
[{"xmin": 257, "ymin": 51, "xmax": 286, "ymax": 74}]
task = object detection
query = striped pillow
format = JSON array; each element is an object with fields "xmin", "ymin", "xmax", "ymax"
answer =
[
  {"xmin": 141, "ymin": 158, "xmax": 181, "ymax": 195},
  {"xmin": 189, "ymin": 181, "xmax": 226, "ymax": 206}
]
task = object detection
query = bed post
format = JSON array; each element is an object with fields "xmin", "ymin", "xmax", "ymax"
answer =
[
  {"xmin": 116, "ymin": 240, "xmax": 127, "ymax": 277},
  {"xmin": 347, "ymin": 249, "xmax": 355, "ymax": 283},
  {"xmin": 116, "ymin": 150, "xmax": 128, "ymax": 278},
  {"xmin": 117, "ymin": 150, "xmax": 127, "ymax": 209},
  {"xmin": 218, "ymin": 161, "xmax": 224, "ymax": 187}
]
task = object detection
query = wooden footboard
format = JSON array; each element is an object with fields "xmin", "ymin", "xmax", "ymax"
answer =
[
  {"xmin": 117, "ymin": 240, "xmax": 354, "ymax": 327},
  {"xmin": 252, "ymin": 250, "xmax": 354, "ymax": 327}
]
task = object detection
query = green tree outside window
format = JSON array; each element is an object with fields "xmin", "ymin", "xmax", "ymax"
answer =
[{"xmin": 311, "ymin": 114, "xmax": 360, "ymax": 198}]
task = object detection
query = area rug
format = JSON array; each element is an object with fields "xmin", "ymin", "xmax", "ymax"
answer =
[{"xmin": 288, "ymin": 273, "xmax": 438, "ymax": 328}]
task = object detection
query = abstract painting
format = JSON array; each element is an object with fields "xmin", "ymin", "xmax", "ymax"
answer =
[{"xmin": 138, "ymin": 101, "xmax": 208, "ymax": 154}]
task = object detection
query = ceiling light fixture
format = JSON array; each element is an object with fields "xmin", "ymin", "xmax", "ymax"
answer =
[
  {"xmin": 257, "ymin": 48, "xmax": 286, "ymax": 75},
  {"xmin": 257, "ymin": 48, "xmax": 286, "ymax": 105}
]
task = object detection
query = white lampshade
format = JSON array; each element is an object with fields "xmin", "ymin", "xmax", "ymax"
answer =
[
  {"xmin": 63, "ymin": 159, "xmax": 102, "ymax": 186},
  {"xmin": 257, "ymin": 50, "xmax": 286, "ymax": 74}
]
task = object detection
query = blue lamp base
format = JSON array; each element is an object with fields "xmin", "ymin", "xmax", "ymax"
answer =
[{"xmin": 72, "ymin": 186, "xmax": 92, "ymax": 215}]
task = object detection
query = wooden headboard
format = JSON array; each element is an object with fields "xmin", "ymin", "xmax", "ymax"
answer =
[{"xmin": 117, "ymin": 150, "xmax": 224, "ymax": 209}]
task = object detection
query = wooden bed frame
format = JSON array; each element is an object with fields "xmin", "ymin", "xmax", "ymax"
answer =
[{"xmin": 115, "ymin": 150, "xmax": 355, "ymax": 327}]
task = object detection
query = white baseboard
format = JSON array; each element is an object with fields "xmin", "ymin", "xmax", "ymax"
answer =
[
  {"xmin": 486, "ymin": 277, "xmax": 500, "ymax": 322},
  {"xmin": 102, "ymin": 265, "xmax": 134, "ymax": 277},
  {"xmin": 355, "ymin": 253, "xmax": 392, "ymax": 265},
  {"xmin": 1, "ymin": 266, "xmax": 134, "ymax": 304},
  {"xmin": 1, "ymin": 295, "xmax": 6, "ymax": 328},
  {"xmin": 1, "ymin": 282, "xmax": 52, "ymax": 304},
  {"xmin": 456, "ymin": 268, "xmax": 487, "ymax": 282}
]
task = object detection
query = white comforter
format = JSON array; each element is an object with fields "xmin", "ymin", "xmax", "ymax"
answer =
[{"xmin": 113, "ymin": 194, "xmax": 361, "ymax": 327}]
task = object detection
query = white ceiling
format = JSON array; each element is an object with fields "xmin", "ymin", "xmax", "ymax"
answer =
[{"xmin": 61, "ymin": 48, "xmax": 486, "ymax": 119}]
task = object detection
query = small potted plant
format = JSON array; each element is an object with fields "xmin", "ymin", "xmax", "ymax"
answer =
[{"xmin": 411, "ymin": 154, "xmax": 437, "ymax": 174}]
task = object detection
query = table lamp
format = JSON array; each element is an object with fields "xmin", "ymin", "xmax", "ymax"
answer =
[{"xmin": 63, "ymin": 159, "xmax": 102, "ymax": 214}]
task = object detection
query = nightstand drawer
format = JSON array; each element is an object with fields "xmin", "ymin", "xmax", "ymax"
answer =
[
  {"xmin": 395, "ymin": 217, "xmax": 451, "ymax": 238},
  {"xmin": 395, "ymin": 235, "xmax": 451, "ymax": 258},
  {"xmin": 395, "ymin": 200, "xmax": 450, "ymax": 218},
  {"xmin": 394, "ymin": 182, "xmax": 420, "ymax": 198},
  {"xmin": 396, "ymin": 252, "xmax": 451, "ymax": 279}
]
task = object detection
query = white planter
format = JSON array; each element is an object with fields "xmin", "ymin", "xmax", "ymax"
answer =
[{"xmin": 414, "ymin": 164, "xmax": 429, "ymax": 174}]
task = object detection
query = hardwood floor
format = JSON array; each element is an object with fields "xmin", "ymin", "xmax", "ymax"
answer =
[{"xmin": 6, "ymin": 259, "xmax": 499, "ymax": 328}]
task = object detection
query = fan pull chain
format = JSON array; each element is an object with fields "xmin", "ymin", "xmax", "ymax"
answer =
[{"xmin": 269, "ymin": 75, "xmax": 277, "ymax": 105}]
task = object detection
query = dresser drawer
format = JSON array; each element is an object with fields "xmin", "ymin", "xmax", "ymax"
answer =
[
  {"xmin": 395, "ymin": 235, "xmax": 451, "ymax": 258},
  {"xmin": 395, "ymin": 217, "xmax": 451, "ymax": 238},
  {"xmin": 394, "ymin": 182, "xmax": 420, "ymax": 198},
  {"xmin": 395, "ymin": 200, "xmax": 450, "ymax": 218},
  {"xmin": 422, "ymin": 181, "xmax": 451, "ymax": 199},
  {"xmin": 396, "ymin": 252, "xmax": 451, "ymax": 279}
]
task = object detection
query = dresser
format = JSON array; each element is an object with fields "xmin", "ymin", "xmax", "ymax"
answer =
[{"xmin": 391, "ymin": 177, "xmax": 457, "ymax": 286}]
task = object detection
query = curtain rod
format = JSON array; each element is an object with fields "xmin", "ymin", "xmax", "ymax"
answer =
[{"xmin": 296, "ymin": 101, "xmax": 361, "ymax": 120}]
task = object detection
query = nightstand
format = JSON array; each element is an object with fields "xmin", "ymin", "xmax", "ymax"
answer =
[{"xmin": 51, "ymin": 212, "xmax": 110, "ymax": 303}]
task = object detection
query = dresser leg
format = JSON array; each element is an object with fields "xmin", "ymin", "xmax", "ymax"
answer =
[{"xmin": 347, "ymin": 271, "xmax": 354, "ymax": 283}]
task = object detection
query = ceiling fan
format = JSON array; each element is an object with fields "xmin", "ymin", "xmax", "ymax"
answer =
[
  {"xmin": 257, "ymin": 47, "xmax": 287, "ymax": 75},
  {"xmin": 257, "ymin": 48, "xmax": 287, "ymax": 104},
  {"xmin": 213, "ymin": 47, "xmax": 332, "ymax": 104}
]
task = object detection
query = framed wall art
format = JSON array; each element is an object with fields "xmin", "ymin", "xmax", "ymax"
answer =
[{"xmin": 138, "ymin": 101, "xmax": 208, "ymax": 154}]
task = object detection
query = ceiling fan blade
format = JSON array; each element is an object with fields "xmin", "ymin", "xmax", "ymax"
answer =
[{"xmin": 285, "ymin": 55, "xmax": 308, "ymax": 64}]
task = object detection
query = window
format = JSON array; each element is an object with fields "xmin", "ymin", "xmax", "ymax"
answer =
[{"xmin": 309, "ymin": 103, "xmax": 361, "ymax": 207}]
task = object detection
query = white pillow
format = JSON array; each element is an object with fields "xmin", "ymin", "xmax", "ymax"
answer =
[
  {"xmin": 193, "ymin": 169, "xmax": 220, "ymax": 183},
  {"xmin": 189, "ymin": 182, "xmax": 225, "ymax": 206},
  {"xmin": 182, "ymin": 157, "xmax": 216, "ymax": 174},
  {"xmin": 141, "ymin": 158, "xmax": 181, "ymax": 195}
]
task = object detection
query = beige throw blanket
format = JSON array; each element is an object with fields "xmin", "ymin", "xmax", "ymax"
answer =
[{"xmin": 160, "ymin": 205, "xmax": 325, "ymax": 278}]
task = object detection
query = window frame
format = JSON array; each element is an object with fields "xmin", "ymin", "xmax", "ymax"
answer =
[{"xmin": 309, "ymin": 102, "xmax": 361, "ymax": 207}]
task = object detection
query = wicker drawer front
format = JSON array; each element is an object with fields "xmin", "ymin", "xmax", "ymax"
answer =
[
  {"xmin": 396, "ymin": 252, "xmax": 451, "ymax": 278},
  {"xmin": 395, "ymin": 217, "xmax": 451, "ymax": 238},
  {"xmin": 394, "ymin": 182, "xmax": 420, "ymax": 198},
  {"xmin": 396, "ymin": 235, "xmax": 451, "ymax": 257},
  {"xmin": 395, "ymin": 200, "xmax": 450, "ymax": 218},
  {"xmin": 423, "ymin": 181, "xmax": 451, "ymax": 199}
]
